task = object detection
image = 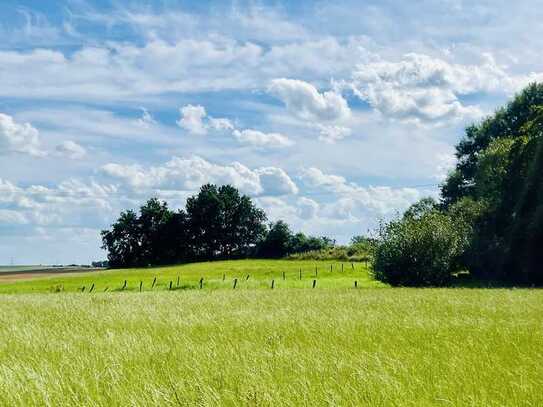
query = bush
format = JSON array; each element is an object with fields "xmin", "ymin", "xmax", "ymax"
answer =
[
  {"xmin": 373, "ymin": 200, "xmax": 466, "ymax": 286},
  {"xmin": 287, "ymin": 245, "xmax": 371, "ymax": 262}
]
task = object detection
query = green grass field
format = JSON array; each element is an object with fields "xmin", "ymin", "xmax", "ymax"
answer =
[
  {"xmin": 0, "ymin": 260, "xmax": 541, "ymax": 406},
  {"xmin": 0, "ymin": 260, "xmax": 382, "ymax": 294}
]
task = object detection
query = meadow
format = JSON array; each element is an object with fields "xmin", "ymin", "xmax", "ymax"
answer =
[
  {"xmin": 0, "ymin": 260, "xmax": 541, "ymax": 406},
  {"xmin": 0, "ymin": 260, "xmax": 381, "ymax": 294}
]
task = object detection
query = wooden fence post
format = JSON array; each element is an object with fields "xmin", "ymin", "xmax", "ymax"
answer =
[
  {"xmin": 177, "ymin": 276, "xmax": 180, "ymax": 287},
  {"xmin": 282, "ymin": 271, "xmax": 285, "ymax": 280},
  {"xmin": 223, "ymin": 273, "xmax": 226, "ymax": 281},
  {"xmin": 233, "ymin": 278, "xmax": 238, "ymax": 289},
  {"xmin": 122, "ymin": 280, "xmax": 127, "ymax": 290},
  {"xmin": 312, "ymin": 279, "xmax": 317, "ymax": 288},
  {"xmin": 139, "ymin": 281, "xmax": 143, "ymax": 292},
  {"xmin": 354, "ymin": 280, "xmax": 358, "ymax": 288},
  {"xmin": 246, "ymin": 274, "xmax": 250, "ymax": 280},
  {"xmin": 271, "ymin": 279, "xmax": 275, "ymax": 289},
  {"xmin": 89, "ymin": 283, "xmax": 94, "ymax": 293},
  {"xmin": 299, "ymin": 269, "xmax": 302, "ymax": 280},
  {"xmin": 169, "ymin": 281, "xmax": 173, "ymax": 290},
  {"xmin": 151, "ymin": 277, "xmax": 156, "ymax": 289},
  {"xmin": 199, "ymin": 277, "xmax": 204, "ymax": 289},
  {"xmin": 81, "ymin": 286, "xmax": 85, "ymax": 293}
]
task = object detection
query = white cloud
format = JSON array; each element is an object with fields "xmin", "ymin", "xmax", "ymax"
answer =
[
  {"xmin": 136, "ymin": 107, "xmax": 157, "ymax": 128},
  {"xmin": 0, "ymin": 209, "xmax": 28, "ymax": 225},
  {"xmin": 233, "ymin": 129, "xmax": 293, "ymax": 148},
  {"xmin": 177, "ymin": 104, "xmax": 208, "ymax": 135},
  {"xmin": 268, "ymin": 78, "xmax": 351, "ymax": 121},
  {"xmin": 300, "ymin": 167, "xmax": 425, "ymax": 217},
  {"xmin": 178, "ymin": 103, "xmax": 292, "ymax": 148},
  {"xmin": 55, "ymin": 140, "xmax": 87, "ymax": 159},
  {"xmin": 255, "ymin": 167, "xmax": 298, "ymax": 195},
  {"xmin": 0, "ymin": 113, "xmax": 44, "ymax": 156},
  {"xmin": 101, "ymin": 156, "xmax": 298, "ymax": 197},
  {"xmin": 346, "ymin": 53, "xmax": 543, "ymax": 125},
  {"xmin": 297, "ymin": 197, "xmax": 319, "ymax": 219},
  {"xmin": 209, "ymin": 117, "xmax": 235, "ymax": 131},
  {"xmin": 317, "ymin": 125, "xmax": 352, "ymax": 143},
  {"xmin": 0, "ymin": 177, "xmax": 117, "ymax": 231}
]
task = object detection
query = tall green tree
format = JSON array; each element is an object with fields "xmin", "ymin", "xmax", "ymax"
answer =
[
  {"xmin": 186, "ymin": 184, "xmax": 267, "ymax": 258},
  {"xmin": 442, "ymin": 83, "xmax": 543, "ymax": 206},
  {"xmin": 439, "ymin": 84, "xmax": 543, "ymax": 284},
  {"xmin": 101, "ymin": 209, "xmax": 142, "ymax": 267}
]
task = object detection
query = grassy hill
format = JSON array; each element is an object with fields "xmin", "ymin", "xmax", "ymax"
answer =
[
  {"xmin": 0, "ymin": 259, "xmax": 541, "ymax": 405},
  {"xmin": 0, "ymin": 259, "xmax": 382, "ymax": 294}
]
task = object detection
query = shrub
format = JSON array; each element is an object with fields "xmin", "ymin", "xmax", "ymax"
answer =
[{"xmin": 373, "ymin": 200, "xmax": 466, "ymax": 286}]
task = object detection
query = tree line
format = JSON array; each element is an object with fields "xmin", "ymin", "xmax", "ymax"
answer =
[
  {"xmin": 101, "ymin": 184, "xmax": 333, "ymax": 267},
  {"xmin": 374, "ymin": 83, "xmax": 543, "ymax": 286},
  {"xmin": 102, "ymin": 83, "xmax": 543, "ymax": 285}
]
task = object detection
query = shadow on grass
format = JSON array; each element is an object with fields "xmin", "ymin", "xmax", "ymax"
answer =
[{"xmin": 450, "ymin": 272, "xmax": 540, "ymax": 289}]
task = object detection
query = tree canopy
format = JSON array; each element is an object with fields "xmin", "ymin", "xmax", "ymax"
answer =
[
  {"xmin": 373, "ymin": 83, "xmax": 543, "ymax": 286},
  {"xmin": 101, "ymin": 184, "xmax": 333, "ymax": 267}
]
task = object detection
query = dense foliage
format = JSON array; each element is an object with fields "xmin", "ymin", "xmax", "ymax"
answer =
[
  {"xmin": 102, "ymin": 185, "xmax": 332, "ymax": 267},
  {"xmin": 256, "ymin": 221, "xmax": 333, "ymax": 258},
  {"xmin": 441, "ymin": 84, "xmax": 543, "ymax": 284},
  {"xmin": 373, "ymin": 198, "xmax": 467, "ymax": 286},
  {"xmin": 288, "ymin": 236, "xmax": 374, "ymax": 262},
  {"xmin": 374, "ymin": 83, "xmax": 543, "ymax": 286}
]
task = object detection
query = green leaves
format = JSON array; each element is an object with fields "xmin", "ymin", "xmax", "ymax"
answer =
[{"xmin": 373, "ymin": 201, "xmax": 465, "ymax": 286}]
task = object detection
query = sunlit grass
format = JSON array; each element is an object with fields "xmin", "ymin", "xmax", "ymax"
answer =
[
  {"xmin": 0, "ymin": 260, "xmax": 541, "ymax": 405},
  {"xmin": 0, "ymin": 288, "xmax": 541, "ymax": 406},
  {"xmin": 0, "ymin": 260, "xmax": 382, "ymax": 294}
]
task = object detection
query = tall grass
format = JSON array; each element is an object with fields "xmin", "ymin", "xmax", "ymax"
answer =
[{"xmin": 0, "ymin": 289, "xmax": 541, "ymax": 406}]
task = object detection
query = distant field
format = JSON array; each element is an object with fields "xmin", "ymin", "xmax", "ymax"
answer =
[
  {"xmin": 0, "ymin": 265, "xmax": 52, "ymax": 273},
  {"xmin": 0, "ymin": 260, "xmax": 382, "ymax": 294},
  {"xmin": 0, "ymin": 288, "xmax": 541, "ymax": 406}
]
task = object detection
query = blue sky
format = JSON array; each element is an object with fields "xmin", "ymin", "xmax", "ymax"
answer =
[{"xmin": 1, "ymin": 0, "xmax": 542, "ymax": 264}]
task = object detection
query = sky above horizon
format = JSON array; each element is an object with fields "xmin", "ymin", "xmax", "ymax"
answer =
[{"xmin": 1, "ymin": 0, "xmax": 542, "ymax": 264}]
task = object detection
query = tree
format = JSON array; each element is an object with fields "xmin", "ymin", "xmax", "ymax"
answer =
[
  {"xmin": 500, "ymin": 107, "xmax": 543, "ymax": 284},
  {"xmin": 186, "ymin": 184, "xmax": 223, "ymax": 258},
  {"xmin": 101, "ymin": 210, "xmax": 142, "ymax": 267},
  {"xmin": 442, "ymin": 83, "xmax": 543, "ymax": 207},
  {"xmin": 373, "ymin": 200, "xmax": 466, "ymax": 286},
  {"xmin": 256, "ymin": 221, "xmax": 293, "ymax": 258},
  {"xmin": 186, "ymin": 184, "xmax": 267, "ymax": 258},
  {"xmin": 138, "ymin": 198, "xmax": 175, "ymax": 265},
  {"xmin": 439, "ymin": 84, "xmax": 543, "ymax": 284}
]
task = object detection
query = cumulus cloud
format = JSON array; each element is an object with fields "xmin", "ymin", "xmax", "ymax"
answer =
[
  {"xmin": 233, "ymin": 129, "xmax": 293, "ymax": 148},
  {"xmin": 268, "ymin": 78, "xmax": 351, "ymax": 121},
  {"xmin": 297, "ymin": 197, "xmax": 319, "ymax": 219},
  {"xmin": 0, "ymin": 35, "xmax": 372, "ymax": 104},
  {"xmin": 0, "ymin": 177, "xmax": 117, "ymax": 231},
  {"xmin": 346, "ymin": 53, "xmax": 543, "ymax": 125},
  {"xmin": 300, "ymin": 167, "xmax": 425, "ymax": 217},
  {"xmin": 177, "ymin": 104, "xmax": 209, "ymax": 135},
  {"xmin": 101, "ymin": 156, "xmax": 298, "ymax": 196},
  {"xmin": 178, "ymin": 104, "xmax": 292, "ymax": 148},
  {"xmin": 55, "ymin": 140, "xmax": 87, "ymax": 159},
  {"xmin": 0, "ymin": 113, "xmax": 44, "ymax": 156}
]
